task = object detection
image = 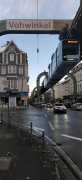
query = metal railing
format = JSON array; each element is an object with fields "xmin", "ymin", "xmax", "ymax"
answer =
[{"xmin": 1, "ymin": 114, "xmax": 60, "ymax": 179}]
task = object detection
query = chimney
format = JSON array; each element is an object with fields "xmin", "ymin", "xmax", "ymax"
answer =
[{"xmin": 7, "ymin": 41, "xmax": 9, "ymax": 45}]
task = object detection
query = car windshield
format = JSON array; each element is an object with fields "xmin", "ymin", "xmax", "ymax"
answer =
[
  {"xmin": 55, "ymin": 103, "xmax": 63, "ymax": 106},
  {"xmin": 73, "ymin": 103, "xmax": 82, "ymax": 106}
]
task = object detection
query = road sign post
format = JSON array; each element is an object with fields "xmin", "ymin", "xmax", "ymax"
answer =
[
  {"xmin": 3, "ymin": 80, "xmax": 10, "ymax": 131},
  {"xmin": 17, "ymin": 76, "xmax": 28, "ymax": 139}
]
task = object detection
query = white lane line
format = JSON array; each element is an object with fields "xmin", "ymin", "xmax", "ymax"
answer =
[
  {"xmin": 33, "ymin": 127, "xmax": 45, "ymax": 131},
  {"xmin": 61, "ymin": 134, "xmax": 82, "ymax": 141},
  {"xmin": 49, "ymin": 122, "xmax": 54, "ymax": 130},
  {"xmin": 45, "ymin": 114, "xmax": 47, "ymax": 117},
  {"xmin": 21, "ymin": 124, "xmax": 45, "ymax": 132}
]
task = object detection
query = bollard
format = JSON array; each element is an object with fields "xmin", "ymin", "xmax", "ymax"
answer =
[
  {"xmin": 52, "ymin": 153, "xmax": 60, "ymax": 180},
  {"xmin": 20, "ymin": 118, "xmax": 23, "ymax": 134},
  {"xmin": 1, "ymin": 113, "xmax": 3, "ymax": 124},
  {"xmin": 42, "ymin": 131, "xmax": 47, "ymax": 164},
  {"xmin": 30, "ymin": 122, "xmax": 32, "ymax": 144},
  {"xmin": 9, "ymin": 115, "xmax": 11, "ymax": 127}
]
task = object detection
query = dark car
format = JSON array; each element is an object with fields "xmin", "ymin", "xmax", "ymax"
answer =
[
  {"xmin": 53, "ymin": 103, "xmax": 67, "ymax": 113},
  {"xmin": 71, "ymin": 103, "xmax": 82, "ymax": 110}
]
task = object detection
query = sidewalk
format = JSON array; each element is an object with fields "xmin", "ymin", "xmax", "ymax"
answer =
[{"xmin": 0, "ymin": 122, "xmax": 76, "ymax": 180}]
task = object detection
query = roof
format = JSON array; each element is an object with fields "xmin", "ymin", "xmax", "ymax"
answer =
[
  {"xmin": 0, "ymin": 40, "xmax": 26, "ymax": 54},
  {"xmin": 0, "ymin": 44, "xmax": 7, "ymax": 52}
]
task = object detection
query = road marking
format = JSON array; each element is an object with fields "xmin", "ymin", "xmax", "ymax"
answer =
[
  {"xmin": 45, "ymin": 114, "xmax": 47, "ymax": 117},
  {"xmin": 49, "ymin": 122, "xmax": 54, "ymax": 130},
  {"xmin": 61, "ymin": 134, "xmax": 82, "ymax": 141},
  {"xmin": 33, "ymin": 127, "xmax": 45, "ymax": 131},
  {"xmin": 21, "ymin": 124, "xmax": 45, "ymax": 132}
]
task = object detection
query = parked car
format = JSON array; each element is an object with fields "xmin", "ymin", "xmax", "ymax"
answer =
[
  {"xmin": 71, "ymin": 103, "xmax": 82, "ymax": 111},
  {"xmin": 53, "ymin": 103, "xmax": 67, "ymax": 113},
  {"xmin": 64, "ymin": 102, "xmax": 71, "ymax": 108},
  {"xmin": 41, "ymin": 103, "xmax": 46, "ymax": 107},
  {"xmin": 46, "ymin": 103, "xmax": 53, "ymax": 108}
]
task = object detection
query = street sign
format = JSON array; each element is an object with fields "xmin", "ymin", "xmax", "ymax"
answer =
[{"xmin": 4, "ymin": 87, "xmax": 10, "ymax": 90}]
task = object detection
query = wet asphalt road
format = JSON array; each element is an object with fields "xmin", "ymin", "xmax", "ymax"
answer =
[{"xmin": 1, "ymin": 106, "xmax": 82, "ymax": 171}]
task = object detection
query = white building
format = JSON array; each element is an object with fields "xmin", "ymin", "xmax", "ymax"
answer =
[{"xmin": 0, "ymin": 40, "xmax": 29, "ymax": 107}]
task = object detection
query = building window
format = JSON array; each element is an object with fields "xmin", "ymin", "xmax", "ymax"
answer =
[
  {"xmin": 15, "ymin": 80, "xmax": 18, "ymax": 89},
  {"xmin": 1, "ymin": 66, "xmax": 6, "ymax": 74},
  {"xmin": 10, "ymin": 80, "xmax": 14, "ymax": 89},
  {"xmin": 13, "ymin": 66, "xmax": 16, "ymax": 73},
  {"xmin": 10, "ymin": 53, "xmax": 14, "ymax": 61},
  {"xmin": 8, "ymin": 65, "xmax": 11, "ymax": 73},
  {"xmin": 19, "ymin": 66, "xmax": 23, "ymax": 74}
]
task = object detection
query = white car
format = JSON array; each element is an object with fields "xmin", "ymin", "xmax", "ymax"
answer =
[
  {"xmin": 53, "ymin": 103, "xmax": 67, "ymax": 113},
  {"xmin": 46, "ymin": 103, "xmax": 53, "ymax": 108}
]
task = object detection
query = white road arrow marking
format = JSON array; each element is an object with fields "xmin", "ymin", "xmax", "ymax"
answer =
[{"xmin": 61, "ymin": 134, "xmax": 82, "ymax": 141}]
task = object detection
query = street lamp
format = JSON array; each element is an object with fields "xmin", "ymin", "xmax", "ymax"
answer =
[{"xmin": 16, "ymin": 76, "xmax": 29, "ymax": 139}]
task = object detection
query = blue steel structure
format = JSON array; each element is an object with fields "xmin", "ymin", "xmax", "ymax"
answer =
[{"xmin": 42, "ymin": 40, "xmax": 80, "ymax": 91}]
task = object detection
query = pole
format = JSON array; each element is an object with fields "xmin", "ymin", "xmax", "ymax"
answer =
[
  {"xmin": 8, "ymin": 90, "xmax": 9, "ymax": 131},
  {"xmin": 18, "ymin": 78, "xmax": 23, "ymax": 139},
  {"xmin": 2, "ymin": 98, "xmax": 3, "ymax": 109}
]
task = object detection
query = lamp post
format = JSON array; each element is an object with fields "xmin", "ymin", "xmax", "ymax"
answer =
[{"xmin": 17, "ymin": 76, "xmax": 29, "ymax": 139}]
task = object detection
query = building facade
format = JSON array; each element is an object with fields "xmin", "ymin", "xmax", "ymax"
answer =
[
  {"xmin": 0, "ymin": 40, "xmax": 29, "ymax": 107},
  {"xmin": 52, "ymin": 62, "xmax": 82, "ymax": 104},
  {"xmin": 45, "ymin": 62, "xmax": 82, "ymax": 105}
]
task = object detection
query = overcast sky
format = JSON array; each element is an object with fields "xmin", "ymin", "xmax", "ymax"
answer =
[{"xmin": 0, "ymin": 0, "xmax": 80, "ymax": 93}]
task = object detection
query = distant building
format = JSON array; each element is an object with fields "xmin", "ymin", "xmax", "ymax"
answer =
[
  {"xmin": 0, "ymin": 40, "xmax": 29, "ymax": 107},
  {"xmin": 52, "ymin": 62, "xmax": 82, "ymax": 104}
]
